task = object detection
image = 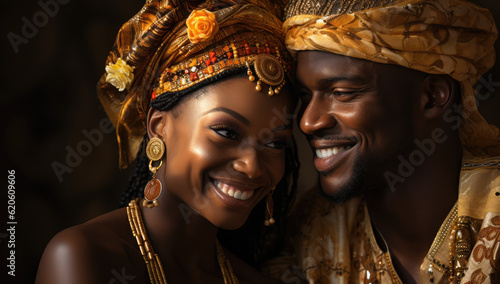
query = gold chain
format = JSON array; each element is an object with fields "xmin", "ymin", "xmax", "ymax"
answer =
[
  {"xmin": 127, "ymin": 198, "xmax": 239, "ymax": 284},
  {"xmin": 216, "ymin": 240, "xmax": 239, "ymax": 284},
  {"xmin": 127, "ymin": 199, "xmax": 167, "ymax": 284}
]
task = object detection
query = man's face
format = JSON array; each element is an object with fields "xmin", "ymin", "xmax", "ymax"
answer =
[{"xmin": 296, "ymin": 51, "xmax": 425, "ymax": 202}]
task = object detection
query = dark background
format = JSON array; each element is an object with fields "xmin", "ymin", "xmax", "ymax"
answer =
[{"xmin": 1, "ymin": 0, "xmax": 500, "ymax": 283}]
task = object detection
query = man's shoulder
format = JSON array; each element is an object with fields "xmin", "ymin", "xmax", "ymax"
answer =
[
  {"xmin": 461, "ymin": 156, "xmax": 500, "ymax": 171},
  {"xmin": 460, "ymin": 156, "xmax": 500, "ymax": 190},
  {"xmin": 459, "ymin": 156, "xmax": 500, "ymax": 217}
]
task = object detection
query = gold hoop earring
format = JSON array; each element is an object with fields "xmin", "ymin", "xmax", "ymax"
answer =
[
  {"xmin": 143, "ymin": 137, "xmax": 165, "ymax": 208},
  {"xmin": 264, "ymin": 187, "xmax": 275, "ymax": 226}
]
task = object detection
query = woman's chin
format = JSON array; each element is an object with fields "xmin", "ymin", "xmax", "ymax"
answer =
[{"xmin": 212, "ymin": 215, "xmax": 249, "ymax": 231}]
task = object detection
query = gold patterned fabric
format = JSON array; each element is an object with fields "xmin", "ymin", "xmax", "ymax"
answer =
[
  {"xmin": 283, "ymin": 0, "xmax": 500, "ymax": 159},
  {"xmin": 97, "ymin": 0, "xmax": 290, "ymax": 168},
  {"xmin": 263, "ymin": 159, "xmax": 500, "ymax": 284}
]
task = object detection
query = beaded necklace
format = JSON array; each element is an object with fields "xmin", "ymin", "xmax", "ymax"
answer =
[{"xmin": 127, "ymin": 199, "xmax": 239, "ymax": 284}]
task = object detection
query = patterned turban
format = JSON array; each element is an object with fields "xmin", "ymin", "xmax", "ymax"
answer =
[
  {"xmin": 97, "ymin": 0, "xmax": 292, "ymax": 168},
  {"xmin": 284, "ymin": 0, "xmax": 500, "ymax": 159}
]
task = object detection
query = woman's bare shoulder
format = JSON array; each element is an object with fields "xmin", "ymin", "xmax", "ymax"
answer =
[{"xmin": 35, "ymin": 207, "xmax": 146, "ymax": 284}]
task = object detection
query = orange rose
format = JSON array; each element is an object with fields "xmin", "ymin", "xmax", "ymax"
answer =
[{"xmin": 186, "ymin": 9, "xmax": 219, "ymax": 44}]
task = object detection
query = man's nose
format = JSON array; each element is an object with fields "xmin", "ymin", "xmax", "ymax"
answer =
[{"xmin": 300, "ymin": 96, "xmax": 337, "ymax": 135}]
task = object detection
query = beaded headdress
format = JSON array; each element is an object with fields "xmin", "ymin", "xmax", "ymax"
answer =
[
  {"xmin": 97, "ymin": 0, "xmax": 292, "ymax": 168},
  {"xmin": 152, "ymin": 31, "xmax": 291, "ymax": 98},
  {"xmin": 284, "ymin": 0, "xmax": 500, "ymax": 159}
]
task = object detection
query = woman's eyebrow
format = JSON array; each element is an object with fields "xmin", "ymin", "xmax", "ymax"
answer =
[{"xmin": 203, "ymin": 107, "xmax": 250, "ymax": 126}]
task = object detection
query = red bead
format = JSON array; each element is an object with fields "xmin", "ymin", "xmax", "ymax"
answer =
[
  {"xmin": 226, "ymin": 52, "xmax": 233, "ymax": 58},
  {"xmin": 190, "ymin": 72, "xmax": 198, "ymax": 81},
  {"xmin": 205, "ymin": 59, "xmax": 211, "ymax": 66},
  {"xmin": 209, "ymin": 51, "xmax": 216, "ymax": 58},
  {"xmin": 144, "ymin": 178, "xmax": 161, "ymax": 201},
  {"xmin": 151, "ymin": 91, "xmax": 156, "ymax": 100},
  {"xmin": 211, "ymin": 57, "xmax": 217, "ymax": 64}
]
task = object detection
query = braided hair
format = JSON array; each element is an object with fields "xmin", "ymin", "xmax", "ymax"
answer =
[
  {"xmin": 119, "ymin": 140, "xmax": 150, "ymax": 207},
  {"xmin": 120, "ymin": 67, "xmax": 299, "ymax": 265}
]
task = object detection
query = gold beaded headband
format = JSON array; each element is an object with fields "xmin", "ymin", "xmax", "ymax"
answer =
[{"xmin": 152, "ymin": 32, "xmax": 293, "ymax": 99}]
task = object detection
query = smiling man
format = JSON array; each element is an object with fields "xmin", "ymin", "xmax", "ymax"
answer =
[{"xmin": 269, "ymin": 0, "xmax": 500, "ymax": 283}]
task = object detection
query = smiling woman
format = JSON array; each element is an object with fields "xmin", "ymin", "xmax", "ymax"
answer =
[
  {"xmin": 34, "ymin": 1, "xmax": 298, "ymax": 283},
  {"xmin": 147, "ymin": 75, "xmax": 295, "ymax": 231}
]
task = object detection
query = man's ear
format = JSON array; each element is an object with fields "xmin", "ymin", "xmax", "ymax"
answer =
[
  {"xmin": 420, "ymin": 74, "xmax": 458, "ymax": 119},
  {"xmin": 147, "ymin": 108, "xmax": 167, "ymax": 139}
]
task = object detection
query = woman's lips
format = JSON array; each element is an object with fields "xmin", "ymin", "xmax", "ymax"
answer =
[
  {"xmin": 213, "ymin": 179, "xmax": 254, "ymax": 201},
  {"xmin": 209, "ymin": 177, "xmax": 262, "ymax": 208}
]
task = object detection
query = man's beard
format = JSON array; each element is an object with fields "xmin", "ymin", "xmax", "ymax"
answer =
[
  {"xmin": 318, "ymin": 154, "xmax": 366, "ymax": 204},
  {"xmin": 318, "ymin": 143, "xmax": 414, "ymax": 204}
]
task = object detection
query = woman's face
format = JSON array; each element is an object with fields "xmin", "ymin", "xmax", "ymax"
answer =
[{"xmin": 150, "ymin": 76, "xmax": 294, "ymax": 230}]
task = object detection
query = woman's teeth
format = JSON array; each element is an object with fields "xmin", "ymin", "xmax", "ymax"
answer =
[
  {"xmin": 215, "ymin": 181, "xmax": 254, "ymax": 201},
  {"xmin": 316, "ymin": 145, "xmax": 352, "ymax": 159}
]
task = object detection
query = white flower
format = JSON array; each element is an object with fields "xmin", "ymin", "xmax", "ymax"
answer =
[{"xmin": 105, "ymin": 58, "xmax": 135, "ymax": 92}]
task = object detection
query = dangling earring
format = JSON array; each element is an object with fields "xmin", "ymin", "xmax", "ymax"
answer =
[
  {"xmin": 143, "ymin": 137, "xmax": 165, "ymax": 208},
  {"xmin": 264, "ymin": 187, "xmax": 275, "ymax": 226}
]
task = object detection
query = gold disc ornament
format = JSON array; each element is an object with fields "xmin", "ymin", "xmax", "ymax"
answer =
[
  {"xmin": 254, "ymin": 54, "xmax": 284, "ymax": 87},
  {"xmin": 146, "ymin": 137, "xmax": 165, "ymax": 161}
]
